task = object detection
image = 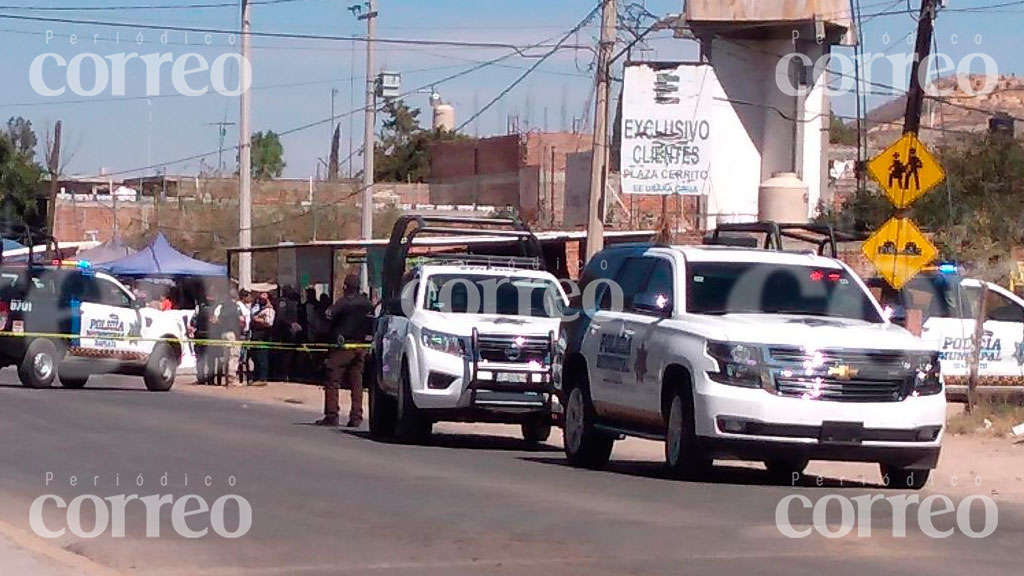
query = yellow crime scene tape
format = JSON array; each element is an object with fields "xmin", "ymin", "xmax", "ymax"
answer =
[{"xmin": 0, "ymin": 330, "xmax": 371, "ymax": 352}]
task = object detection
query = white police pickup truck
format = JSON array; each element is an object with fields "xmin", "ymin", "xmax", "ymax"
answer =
[
  {"xmin": 557, "ymin": 243, "xmax": 945, "ymax": 489},
  {"xmin": 0, "ymin": 261, "xmax": 186, "ymax": 390},
  {"xmin": 367, "ymin": 215, "xmax": 569, "ymax": 444}
]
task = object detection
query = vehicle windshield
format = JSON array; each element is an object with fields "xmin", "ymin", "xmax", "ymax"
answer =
[
  {"xmin": 686, "ymin": 262, "xmax": 883, "ymax": 322},
  {"xmin": 424, "ymin": 273, "xmax": 565, "ymax": 318}
]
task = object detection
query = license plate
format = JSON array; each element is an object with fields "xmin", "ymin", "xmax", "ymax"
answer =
[
  {"xmin": 819, "ymin": 421, "xmax": 864, "ymax": 444},
  {"xmin": 496, "ymin": 373, "xmax": 528, "ymax": 384},
  {"xmin": 12, "ymin": 321, "xmax": 24, "ymax": 334}
]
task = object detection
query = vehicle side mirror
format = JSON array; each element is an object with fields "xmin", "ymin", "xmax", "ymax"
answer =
[{"xmin": 633, "ymin": 292, "xmax": 672, "ymax": 317}]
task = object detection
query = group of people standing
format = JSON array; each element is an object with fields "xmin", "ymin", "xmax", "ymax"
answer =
[{"xmin": 188, "ymin": 274, "xmax": 374, "ymax": 428}]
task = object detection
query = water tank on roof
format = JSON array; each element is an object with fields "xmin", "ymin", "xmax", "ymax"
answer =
[
  {"xmin": 758, "ymin": 172, "xmax": 809, "ymax": 223},
  {"xmin": 433, "ymin": 104, "xmax": 455, "ymax": 132}
]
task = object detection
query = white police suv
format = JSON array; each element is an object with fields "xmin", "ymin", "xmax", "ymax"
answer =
[{"xmin": 556, "ymin": 243, "xmax": 945, "ymax": 489}]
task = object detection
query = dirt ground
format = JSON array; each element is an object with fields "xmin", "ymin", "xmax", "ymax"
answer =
[{"xmin": 180, "ymin": 381, "xmax": 1024, "ymax": 503}]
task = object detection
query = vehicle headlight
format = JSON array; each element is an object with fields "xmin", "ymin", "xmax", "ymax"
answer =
[
  {"xmin": 706, "ymin": 341, "xmax": 765, "ymax": 388},
  {"xmin": 421, "ymin": 328, "xmax": 467, "ymax": 357},
  {"xmin": 911, "ymin": 352, "xmax": 942, "ymax": 396}
]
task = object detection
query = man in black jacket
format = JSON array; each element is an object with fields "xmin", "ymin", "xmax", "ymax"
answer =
[{"xmin": 316, "ymin": 274, "xmax": 373, "ymax": 427}]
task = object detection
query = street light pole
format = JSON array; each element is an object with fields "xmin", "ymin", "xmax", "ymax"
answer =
[
  {"xmin": 238, "ymin": 0, "xmax": 253, "ymax": 289},
  {"xmin": 586, "ymin": 0, "xmax": 615, "ymax": 261},
  {"xmin": 358, "ymin": 0, "xmax": 377, "ymax": 295}
]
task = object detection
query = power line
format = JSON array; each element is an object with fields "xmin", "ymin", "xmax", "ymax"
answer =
[
  {"xmin": 454, "ymin": 3, "xmax": 603, "ymax": 133},
  {"xmin": 0, "ymin": 12, "xmax": 594, "ymax": 56},
  {"xmin": 0, "ymin": 0, "xmax": 308, "ymax": 10},
  {"xmin": 73, "ymin": 26, "xmax": 583, "ymax": 181}
]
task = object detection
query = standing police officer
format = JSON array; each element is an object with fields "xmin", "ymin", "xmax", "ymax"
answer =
[{"xmin": 315, "ymin": 274, "xmax": 373, "ymax": 427}]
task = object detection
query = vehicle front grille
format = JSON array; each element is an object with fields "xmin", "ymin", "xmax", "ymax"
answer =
[
  {"xmin": 774, "ymin": 377, "xmax": 907, "ymax": 403},
  {"xmin": 769, "ymin": 347, "xmax": 910, "ymax": 370},
  {"xmin": 475, "ymin": 333, "xmax": 550, "ymax": 364},
  {"xmin": 767, "ymin": 347, "xmax": 913, "ymax": 403}
]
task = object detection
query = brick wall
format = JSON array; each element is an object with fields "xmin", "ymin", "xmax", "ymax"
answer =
[{"xmin": 428, "ymin": 132, "xmax": 595, "ymax": 228}]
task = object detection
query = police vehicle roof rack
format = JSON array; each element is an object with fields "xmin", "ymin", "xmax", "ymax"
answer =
[
  {"xmin": 704, "ymin": 221, "xmax": 866, "ymax": 258},
  {"xmin": 382, "ymin": 215, "xmax": 545, "ymax": 302},
  {"xmin": 416, "ymin": 254, "xmax": 542, "ymax": 270}
]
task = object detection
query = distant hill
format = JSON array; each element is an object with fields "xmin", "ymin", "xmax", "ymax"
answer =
[{"xmin": 863, "ymin": 74, "xmax": 1023, "ymax": 147}]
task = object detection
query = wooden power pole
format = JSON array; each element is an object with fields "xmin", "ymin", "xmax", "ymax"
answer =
[
  {"xmin": 903, "ymin": 0, "xmax": 937, "ymax": 135},
  {"xmin": 966, "ymin": 283, "xmax": 989, "ymax": 414},
  {"xmin": 586, "ymin": 0, "xmax": 615, "ymax": 261},
  {"xmin": 46, "ymin": 120, "xmax": 62, "ymax": 258}
]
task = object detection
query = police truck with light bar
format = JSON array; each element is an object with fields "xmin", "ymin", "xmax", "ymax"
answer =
[{"xmin": 367, "ymin": 216, "xmax": 568, "ymax": 444}]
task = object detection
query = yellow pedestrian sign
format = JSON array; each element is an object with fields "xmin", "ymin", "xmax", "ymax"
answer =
[
  {"xmin": 862, "ymin": 217, "xmax": 939, "ymax": 290},
  {"xmin": 867, "ymin": 133, "xmax": 945, "ymax": 208}
]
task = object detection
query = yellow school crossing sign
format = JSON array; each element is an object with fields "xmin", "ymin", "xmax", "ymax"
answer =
[
  {"xmin": 862, "ymin": 217, "xmax": 939, "ymax": 290},
  {"xmin": 867, "ymin": 133, "xmax": 945, "ymax": 209}
]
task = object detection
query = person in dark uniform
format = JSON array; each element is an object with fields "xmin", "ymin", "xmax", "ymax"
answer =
[{"xmin": 315, "ymin": 274, "xmax": 373, "ymax": 427}]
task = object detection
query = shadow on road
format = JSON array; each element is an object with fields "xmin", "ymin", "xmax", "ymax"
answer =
[
  {"xmin": 333, "ymin": 429, "xmax": 562, "ymax": 453},
  {"xmin": 0, "ymin": 383, "xmax": 150, "ymax": 392},
  {"xmin": 518, "ymin": 456, "xmax": 886, "ymax": 490}
]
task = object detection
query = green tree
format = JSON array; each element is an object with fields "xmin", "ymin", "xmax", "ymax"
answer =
[
  {"xmin": 5, "ymin": 116, "xmax": 38, "ymax": 160},
  {"xmin": 374, "ymin": 100, "xmax": 467, "ymax": 183},
  {"xmin": 0, "ymin": 132, "xmax": 43, "ymax": 228},
  {"xmin": 828, "ymin": 112, "xmax": 858, "ymax": 146},
  {"xmin": 249, "ymin": 131, "xmax": 286, "ymax": 180}
]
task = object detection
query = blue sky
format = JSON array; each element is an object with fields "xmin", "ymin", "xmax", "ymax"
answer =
[{"xmin": 0, "ymin": 0, "xmax": 1018, "ymax": 179}]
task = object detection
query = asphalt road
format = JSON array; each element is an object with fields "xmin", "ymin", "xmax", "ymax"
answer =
[{"xmin": 0, "ymin": 369, "xmax": 1021, "ymax": 576}]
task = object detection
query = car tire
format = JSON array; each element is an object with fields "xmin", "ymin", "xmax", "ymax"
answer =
[
  {"xmin": 665, "ymin": 390, "xmax": 711, "ymax": 479},
  {"xmin": 764, "ymin": 459, "xmax": 809, "ymax": 484},
  {"xmin": 18, "ymin": 339, "xmax": 59, "ymax": 389},
  {"xmin": 881, "ymin": 465, "xmax": 931, "ymax": 490},
  {"xmin": 368, "ymin": 355, "xmax": 398, "ymax": 440},
  {"xmin": 60, "ymin": 375, "xmax": 90, "ymax": 389},
  {"xmin": 144, "ymin": 343, "xmax": 178, "ymax": 392},
  {"xmin": 521, "ymin": 416, "xmax": 552, "ymax": 444},
  {"xmin": 395, "ymin": 360, "xmax": 431, "ymax": 443},
  {"xmin": 563, "ymin": 382, "xmax": 614, "ymax": 469}
]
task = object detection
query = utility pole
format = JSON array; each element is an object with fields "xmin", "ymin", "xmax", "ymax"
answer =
[
  {"xmin": 358, "ymin": 0, "xmax": 378, "ymax": 294},
  {"xmin": 110, "ymin": 178, "xmax": 118, "ymax": 238},
  {"xmin": 206, "ymin": 118, "xmax": 235, "ymax": 175},
  {"xmin": 238, "ymin": 0, "xmax": 253, "ymax": 289},
  {"xmin": 903, "ymin": 0, "xmax": 937, "ymax": 135},
  {"xmin": 46, "ymin": 120, "xmax": 62, "ymax": 259},
  {"xmin": 586, "ymin": 0, "xmax": 615, "ymax": 261}
]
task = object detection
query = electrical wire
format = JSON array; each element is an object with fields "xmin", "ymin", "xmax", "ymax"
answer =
[
  {"xmin": 0, "ymin": 12, "xmax": 594, "ymax": 56},
  {"xmin": 0, "ymin": 0, "xmax": 308, "ymax": 10},
  {"xmin": 70, "ymin": 22, "xmax": 588, "ymax": 183},
  {"xmin": 453, "ymin": 3, "xmax": 602, "ymax": 133}
]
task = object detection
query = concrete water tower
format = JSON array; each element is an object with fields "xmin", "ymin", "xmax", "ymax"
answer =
[{"xmin": 430, "ymin": 91, "xmax": 455, "ymax": 131}]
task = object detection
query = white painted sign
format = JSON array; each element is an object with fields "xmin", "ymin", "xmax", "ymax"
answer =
[{"xmin": 621, "ymin": 63, "xmax": 714, "ymax": 196}]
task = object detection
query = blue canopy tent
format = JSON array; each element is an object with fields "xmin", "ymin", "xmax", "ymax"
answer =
[
  {"xmin": 99, "ymin": 233, "xmax": 226, "ymax": 277},
  {"xmin": 75, "ymin": 237, "xmax": 136, "ymax": 264},
  {"xmin": 2, "ymin": 238, "xmax": 25, "ymax": 252}
]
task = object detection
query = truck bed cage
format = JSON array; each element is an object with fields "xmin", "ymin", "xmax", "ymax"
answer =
[
  {"xmin": 704, "ymin": 221, "xmax": 866, "ymax": 258},
  {"xmin": 415, "ymin": 254, "xmax": 543, "ymax": 270},
  {"xmin": 382, "ymin": 215, "xmax": 545, "ymax": 302}
]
